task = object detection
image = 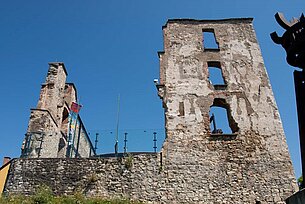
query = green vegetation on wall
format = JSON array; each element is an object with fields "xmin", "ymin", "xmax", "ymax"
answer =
[{"xmin": 0, "ymin": 185, "xmax": 142, "ymax": 204}]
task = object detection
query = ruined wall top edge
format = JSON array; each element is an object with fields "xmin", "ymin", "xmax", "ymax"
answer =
[
  {"xmin": 48, "ymin": 62, "xmax": 68, "ymax": 76},
  {"xmin": 163, "ymin": 18, "xmax": 254, "ymax": 28}
]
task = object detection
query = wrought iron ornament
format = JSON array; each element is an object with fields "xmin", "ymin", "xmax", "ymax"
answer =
[{"xmin": 271, "ymin": 13, "xmax": 305, "ymax": 68}]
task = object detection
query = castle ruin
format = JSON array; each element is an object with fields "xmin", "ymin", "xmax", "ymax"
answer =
[
  {"xmin": 4, "ymin": 18, "xmax": 298, "ymax": 203},
  {"xmin": 20, "ymin": 62, "xmax": 95, "ymax": 158}
]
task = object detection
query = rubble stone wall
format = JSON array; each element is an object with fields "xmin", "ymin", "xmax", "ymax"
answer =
[{"xmin": 4, "ymin": 156, "xmax": 161, "ymax": 201}]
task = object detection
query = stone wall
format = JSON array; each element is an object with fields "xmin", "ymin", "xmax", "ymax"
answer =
[
  {"xmin": 4, "ymin": 155, "xmax": 161, "ymax": 201},
  {"xmin": 21, "ymin": 109, "xmax": 59, "ymax": 158},
  {"xmin": 4, "ymin": 152, "xmax": 297, "ymax": 203},
  {"xmin": 156, "ymin": 18, "xmax": 298, "ymax": 203},
  {"xmin": 76, "ymin": 127, "xmax": 92, "ymax": 157}
]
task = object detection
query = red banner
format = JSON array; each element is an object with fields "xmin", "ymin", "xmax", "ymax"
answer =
[{"xmin": 71, "ymin": 102, "xmax": 82, "ymax": 114}]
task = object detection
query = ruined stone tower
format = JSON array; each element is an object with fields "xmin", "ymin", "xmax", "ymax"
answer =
[
  {"xmin": 21, "ymin": 62, "xmax": 95, "ymax": 158},
  {"xmin": 157, "ymin": 18, "xmax": 298, "ymax": 203}
]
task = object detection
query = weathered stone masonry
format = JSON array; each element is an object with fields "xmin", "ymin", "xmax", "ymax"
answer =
[
  {"xmin": 20, "ymin": 62, "xmax": 95, "ymax": 158},
  {"xmin": 4, "ymin": 155, "xmax": 161, "ymax": 200},
  {"xmin": 157, "ymin": 18, "xmax": 298, "ymax": 203},
  {"xmin": 5, "ymin": 18, "xmax": 298, "ymax": 203}
]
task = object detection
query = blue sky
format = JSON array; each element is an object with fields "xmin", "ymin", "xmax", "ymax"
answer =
[{"xmin": 0, "ymin": 1, "xmax": 304, "ymax": 177}]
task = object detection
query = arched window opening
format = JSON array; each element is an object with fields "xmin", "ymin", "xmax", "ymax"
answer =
[
  {"xmin": 208, "ymin": 61, "xmax": 226, "ymax": 90},
  {"xmin": 210, "ymin": 107, "xmax": 231, "ymax": 134},
  {"xmin": 203, "ymin": 29, "xmax": 219, "ymax": 50},
  {"xmin": 209, "ymin": 98, "xmax": 239, "ymax": 134},
  {"xmin": 61, "ymin": 108, "xmax": 69, "ymax": 134},
  {"xmin": 62, "ymin": 108, "xmax": 69, "ymax": 123}
]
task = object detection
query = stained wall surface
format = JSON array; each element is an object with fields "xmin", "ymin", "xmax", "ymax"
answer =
[{"xmin": 157, "ymin": 18, "xmax": 298, "ymax": 203}]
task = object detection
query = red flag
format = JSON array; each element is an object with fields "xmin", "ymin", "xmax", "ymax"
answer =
[{"xmin": 71, "ymin": 102, "xmax": 82, "ymax": 113}]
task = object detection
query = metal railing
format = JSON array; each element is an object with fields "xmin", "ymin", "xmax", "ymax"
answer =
[
  {"xmin": 88, "ymin": 129, "xmax": 165, "ymax": 156},
  {"xmin": 21, "ymin": 131, "xmax": 46, "ymax": 158}
]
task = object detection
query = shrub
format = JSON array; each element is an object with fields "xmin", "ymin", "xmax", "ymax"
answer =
[
  {"xmin": 32, "ymin": 185, "xmax": 54, "ymax": 203},
  {"xmin": 124, "ymin": 154, "xmax": 133, "ymax": 170}
]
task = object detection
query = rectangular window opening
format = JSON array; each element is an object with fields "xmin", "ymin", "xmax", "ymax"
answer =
[
  {"xmin": 208, "ymin": 61, "xmax": 227, "ymax": 90},
  {"xmin": 203, "ymin": 29, "xmax": 219, "ymax": 51}
]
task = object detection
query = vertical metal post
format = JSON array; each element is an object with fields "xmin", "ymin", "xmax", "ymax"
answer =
[
  {"xmin": 94, "ymin": 133, "xmax": 99, "ymax": 154},
  {"xmin": 70, "ymin": 118, "xmax": 79, "ymax": 158},
  {"xmin": 124, "ymin": 132, "xmax": 128, "ymax": 155},
  {"xmin": 294, "ymin": 70, "xmax": 305, "ymax": 188},
  {"xmin": 212, "ymin": 113, "xmax": 217, "ymax": 132},
  {"xmin": 153, "ymin": 132, "xmax": 157, "ymax": 153},
  {"xmin": 75, "ymin": 122, "xmax": 82, "ymax": 158},
  {"xmin": 24, "ymin": 133, "xmax": 32, "ymax": 157},
  {"xmin": 115, "ymin": 94, "xmax": 120, "ymax": 157},
  {"xmin": 160, "ymin": 152, "xmax": 163, "ymax": 169}
]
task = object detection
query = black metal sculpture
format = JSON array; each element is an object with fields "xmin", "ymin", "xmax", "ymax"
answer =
[
  {"xmin": 271, "ymin": 12, "xmax": 305, "ymax": 188},
  {"xmin": 271, "ymin": 13, "xmax": 305, "ymax": 68}
]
